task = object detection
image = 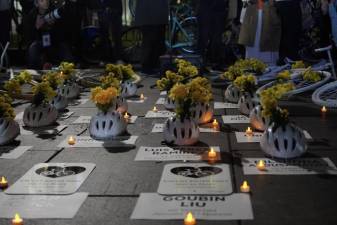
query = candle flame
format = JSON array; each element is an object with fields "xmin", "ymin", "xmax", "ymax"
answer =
[
  {"xmin": 243, "ymin": 181, "xmax": 248, "ymax": 188},
  {"xmin": 185, "ymin": 212, "xmax": 195, "ymax": 221},
  {"xmin": 13, "ymin": 213, "xmax": 23, "ymax": 222},
  {"xmin": 246, "ymin": 127, "xmax": 253, "ymax": 135},
  {"xmin": 1, "ymin": 176, "xmax": 7, "ymax": 183},
  {"xmin": 321, "ymin": 106, "xmax": 327, "ymax": 113}
]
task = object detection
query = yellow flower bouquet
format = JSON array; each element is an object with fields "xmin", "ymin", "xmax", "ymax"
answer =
[
  {"xmin": 233, "ymin": 74, "xmax": 257, "ymax": 93},
  {"xmin": 4, "ymin": 70, "xmax": 33, "ymax": 97},
  {"xmin": 100, "ymin": 74, "xmax": 121, "ymax": 90},
  {"xmin": 105, "ymin": 64, "xmax": 136, "ymax": 81},
  {"xmin": 59, "ymin": 61, "xmax": 76, "ymax": 82},
  {"xmin": 291, "ymin": 61, "xmax": 306, "ymax": 69},
  {"xmin": 0, "ymin": 94, "xmax": 15, "ymax": 120},
  {"xmin": 302, "ymin": 67, "xmax": 322, "ymax": 82},
  {"xmin": 42, "ymin": 71, "xmax": 64, "ymax": 90},
  {"xmin": 91, "ymin": 86, "xmax": 119, "ymax": 113},
  {"xmin": 221, "ymin": 58, "xmax": 267, "ymax": 81},
  {"xmin": 260, "ymin": 83, "xmax": 294, "ymax": 127},
  {"xmin": 31, "ymin": 82, "xmax": 57, "ymax": 106},
  {"xmin": 169, "ymin": 77, "xmax": 212, "ymax": 118}
]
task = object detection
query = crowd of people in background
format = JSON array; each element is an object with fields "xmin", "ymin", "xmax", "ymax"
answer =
[{"xmin": 0, "ymin": 0, "xmax": 336, "ymax": 74}]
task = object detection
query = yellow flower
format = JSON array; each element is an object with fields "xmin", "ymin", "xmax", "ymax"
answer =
[
  {"xmin": 32, "ymin": 82, "xmax": 57, "ymax": 105},
  {"xmin": 233, "ymin": 74, "xmax": 257, "ymax": 92},
  {"xmin": 292, "ymin": 61, "xmax": 306, "ymax": 69},
  {"xmin": 16, "ymin": 70, "xmax": 32, "ymax": 84},
  {"xmin": 42, "ymin": 71, "xmax": 64, "ymax": 89},
  {"xmin": 156, "ymin": 71, "xmax": 184, "ymax": 91},
  {"xmin": 100, "ymin": 74, "xmax": 120, "ymax": 90},
  {"xmin": 0, "ymin": 94, "xmax": 15, "ymax": 119},
  {"xmin": 175, "ymin": 59, "xmax": 199, "ymax": 77},
  {"xmin": 188, "ymin": 77, "xmax": 213, "ymax": 103},
  {"xmin": 105, "ymin": 64, "xmax": 135, "ymax": 81},
  {"xmin": 90, "ymin": 86, "xmax": 118, "ymax": 112},
  {"xmin": 169, "ymin": 83, "xmax": 189, "ymax": 102},
  {"xmin": 302, "ymin": 67, "xmax": 321, "ymax": 82},
  {"xmin": 260, "ymin": 83, "xmax": 294, "ymax": 118},
  {"xmin": 59, "ymin": 61, "xmax": 75, "ymax": 74},
  {"xmin": 277, "ymin": 70, "xmax": 291, "ymax": 81},
  {"xmin": 4, "ymin": 79, "xmax": 21, "ymax": 97}
]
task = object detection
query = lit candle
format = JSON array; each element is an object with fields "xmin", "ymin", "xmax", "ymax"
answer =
[
  {"xmin": 68, "ymin": 136, "xmax": 76, "ymax": 145},
  {"xmin": 256, "ymin": 160, "xmax": 266, "ymax": 171},
  {"xmin": 245, "ymin": 127, "xmax": 253, "ymax": 136},
  {"xmin": 124, "ymin": 112, "xmax": 130, "ymax": 122},
  {"xmin": 177, "ymin": 0, "xmax": 181, "ymax": 4},
  {"xmin": 140, "ymin": 93, "xmax": 145, "ymax": 100},
  {"xmin": 184, "ymin": 212, "xmax": 196, "ymax": 225},
  {"xmin": 12, "ymin": 213, "xmax": 23, "ymax": 225},
  {"xmin": 208, "ymin": 148, "xmax": 217, "ymax": 160},
  {"xmin": 321, "ymin": 106, "xmax": 327, "ymax": 113},
  {"xmin": 240, "ymin": 181, "xmax": 250, "ymax": 193},
  {"xmin": 0, "ymin": 176, "xmax": 8, "ymax": 189},
  {"xmin": 153, "ymin": 106, "xmax": 158, "ymax": 112},
  {"xmin": 212, "ymin": 119, "xmax": 219, "ymax": 129}
]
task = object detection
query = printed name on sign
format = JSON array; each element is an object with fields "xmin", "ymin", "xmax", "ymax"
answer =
[
  {"xmin": 135, "ymin": 146, "xmax": 221, "ymax": 161},
  {"xmin": 222, "ymin": 115, "xmax": 250, "ymax": 124},
  {"xmin": 242, "ymin": 157, "xmax": 337, "ymax": 175},
  {"xmin": 57, "ymin": 136, "xmax": 139, "ymax": 148},
  {"xmin": 155, "ymin": 98, "xmax": 166, "ymax": 105},
  {"xmin": 131, "ymin": 193, "xmax": 254, "ymax": 220},
  {"xmin": 214, "ymin": 102, "xmax": 239, "ymax": 109},
  {"xmin": 235, "ymin": 130, "xmax": 313, "ymax": 143},
  {"xmin": 145, "ymin": 111, "xmax": 176, "ymax": 118}
]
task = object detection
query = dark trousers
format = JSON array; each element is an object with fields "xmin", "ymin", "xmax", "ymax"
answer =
[
  {"xmin": 27, "ymin": 41, "xmax": 73, "ymax": 69},
  {"xmin": 0, "ymin": 10, "xmax": 11, "ymax": 48},
  {"xmin": 141, "ymin": 25, "xmax": 166, "ymax": 71},
  {"xmin": 198, "ymin": 12, "xmax": 226, "ymax": 66},
  {"xmin": 276, "ymin": 1, "xmax": 302, "ymax": 61},
  {"xmin": 98, "ymin": 9, "xmax": 123, "ymax": 61}
]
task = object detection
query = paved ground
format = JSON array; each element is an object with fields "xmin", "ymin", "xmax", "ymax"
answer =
[{"xmin": 1, "ymin": 75, "xmax": 337, "ymax": 225}]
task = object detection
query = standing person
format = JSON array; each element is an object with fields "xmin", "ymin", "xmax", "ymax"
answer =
[
  {"xmin": 197, "ymin": 0, "xmax": 228, "ymax": 70},
  {"xmin": 135, "ymin": 0, "xmax": 169, "ymax": 74},
  {"xmin": 238, "ymin": 0, "xmax": 281, "ymax": 65},
  {"xmin": 322, "ymin": 0, "xmax": 337, "ymax": 46},
  {"xmin": 0, "ymin": 0, "xmax": 11, "ymax": 48},
  {"xmin": 275, "ymin": 0, "xmax": 302, "ymax": 62},
  {"xmin": 97, "ymin": 0, "xmax": 123, "ymax": 63}
]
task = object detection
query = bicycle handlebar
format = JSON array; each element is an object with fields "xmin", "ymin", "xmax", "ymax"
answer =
[{"xmin": 315, "ymin": 45, "xmax": 332, "ymax": 53}]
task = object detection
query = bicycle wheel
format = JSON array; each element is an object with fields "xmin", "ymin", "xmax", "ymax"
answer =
[
  {"xmin": 121, "ymin": 26, "xmax": 142, "ymax": 63},
  {"xmin": 174, "ymin": 17, "xmax": 198, "ymax": 54},
  {"xmin": 312, "ymin": 81, "xmax": 337, "ymax": 107}
]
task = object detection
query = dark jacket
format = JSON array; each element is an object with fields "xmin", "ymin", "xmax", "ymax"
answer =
[
  {"xmin": 134, "ymin": 0, "xmax": 169, "ymax": 26},
  {"xmin": 238, "ymin": 2, "xmax": 281, "ymax": 51},
  {"xmin": 87, "ymin": 0, "xmax": 123, "ymax": 14},
  {"xmin": 23, "ymin": 8, "xmax": 67, "ymax": 46},
  {"xmin": 197, "ymin": 0, "xmax": 227, "ymax": 15}
]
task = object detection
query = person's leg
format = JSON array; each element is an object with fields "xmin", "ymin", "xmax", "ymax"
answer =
[
  {"xmin": 98, "ymin": 11, "xmax": 112, "ymax": 61},
  {"xmin": 27, "ymin": 41, "xmax": 43, "ymax": 69},
  {"xmin": 55, "ymin": 42, "xmax": 74, "ymax": 64},
  {"xmin": 210, "ymin": 12, "xmax": 226, "ymax": 68},
  {"xmin": 141, "ymin": 25, "xmax": 156, "ymax": 72},
  {"xmin": 110, "ymin": 11, "xmax": 123, "ymax": 62},
  {"xmin": 276, "ymin": 1, "xmax": 302, "ymax": 61},
  {"xmin": 152, "ymin": 25, "xmax": 166, "ymax": 69},
  {"xmin": 0, "ymin": 10, "xmax": 11, "ymax": 48},
  {"xmin": 197, "ymin": 13, "xmax": 211, "ymax": 67}
]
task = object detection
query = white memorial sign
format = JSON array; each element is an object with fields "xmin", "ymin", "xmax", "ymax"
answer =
[
  {"xmin": 5, "ymin": 163, "xmax": 95, "ymax": 195},
  {"xmin": 58, "ymin": 136, "xmax": 139, "ymax": 148},
  {"xmin": 72, "ymin": 115, "xmax": 137, "ymax": 124},
  {"xmin": 131, "ymin": 193, "xmax": 253, "ymax": 220},
  {"xmin": 155, "ymin": 97, "xmax": 166, "ymax": 105},
  {"xmin": 222, "ymin": 115, "xmax": 249, "ymax": 124},
  {"xmin": 151, "ymin": 123, "xmax": 218, "ymax": 133},
  {"xmin": 0, "ymin": 192, "xmax": 88, "ymax": 219},
  {"xmin": 145, "ymin": 111, "xmax": 175, "ymax": 118},
  {"xmin": 135, "ymin": 146, "xmax": 221, "ymax": 161},
  {"xmin": 242, "ymin": 157, "xmax": 337, "ymax": 175},
  {"xmin": 0, "ymin": 146, "xmax": 32, "ymax": 159},
  {"xmin": 236, "ymin": 130, "xmax": 312, "ymax": 143},
  {"xmin": 214, "ymin": 102, "xmax": 239, "ymax": 109},
  {"xmin": 158, "ymin": 163, "xmax": 233, "ymax": 195},
  {"xmin": 20, "ymin": 125, "xmax": 67, "ymax": 136},
  {"xmin": 160, "ymin": 91, "xmax": 167, "ymax": 96},
  {"xmin": 127, "ymin": 97, "xmax": 147, "ymax": 103},
  {"xmin": 59, "ymin": 111, "xmax": 74, "ymax": 119}
]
